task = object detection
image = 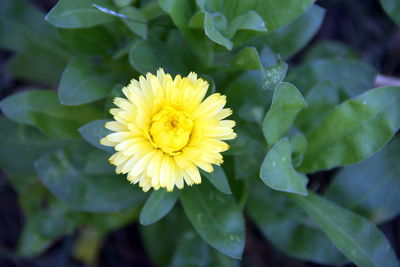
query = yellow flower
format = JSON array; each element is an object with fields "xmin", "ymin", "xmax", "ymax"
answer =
[{"xmin": 100, "ymin": 68, "xmax": 236, "ymax": 192}]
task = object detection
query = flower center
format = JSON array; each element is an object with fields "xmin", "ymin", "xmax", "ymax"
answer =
[{"xmin": 150, "ymin": 105, "xmax": 193, "ymax": 155}]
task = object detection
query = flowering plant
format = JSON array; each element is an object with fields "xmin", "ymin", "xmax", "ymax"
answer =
[{"xmin": 1, "ymin": 0, "xmax": 400, "ymax": 266}]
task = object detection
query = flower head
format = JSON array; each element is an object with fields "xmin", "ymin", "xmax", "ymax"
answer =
[{"xmin": 101, "ymin": 69, "xmax": 236, "ymax": 192}]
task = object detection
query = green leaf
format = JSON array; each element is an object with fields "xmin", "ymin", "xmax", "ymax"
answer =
[
  {"xmin": 59, "ymin": 57, "xmax": 120, "ymax": 105},
  {"xmin": 0, "ymin": 118, "xmax": 65, "ymax": 192},
  {"xmin": 114, "ymin": 0, "xmax": 135, "ymax": 8},
  {"xmin": 140, "ymin": 189, "xmax": 180, "ymax": 225},
  {"xmin": 260, "ymin": 138, "xmax": 308, "ymax": 196},
  {"xmin": 0, "ymin": 0, "xmax": 69, "ymax": 86},
  {"xmin": 201, "ymin": 166, "xmax": 231, "ymax": 194},
  {"xmin": 300, "ymin": 86, "xmax": 400, "ymax": 173},
  {"xmin": 293, "ymin": 192, "xmax": 399, "ymax": 267},
  {"xmin": 195, "ymin": 0, "xmax": 314, "ymax": 33},
  {"xmin": 190, "ymin": 3, "xmax": 267, "ymax": 48},
  {"xmin": 170, "ymin": 230, "xmax": 211, "ymax": 267},
  {"xmin": 296, "ymin": 81, "xmax": 339, "ymax": 133},
  {"xmin": 17, "ymin": 188, "xmax": 77, "ymax": 257},
  {"xmin": 6, "ymin": 52, "xmax": 67, "ymax": 87},
  {"xmin": 159, "ymin": 0, "xmax": 194, "ymax": 29},
  {"xmin": 303, "ymin": 40, "xmax": 360, "ymax": 62},
  {"xmin": 120, "ymin": 6, "xmax": 147, "ymax": 38},
  {"xmin": 225, "ymin": 71, "xmax": 272, "ymax": 116},
  {"xmin": 34, "ymin": 142, "xmax": 145, "ymax": 212},
  {"xmin": 79, "ymin": 207, "xmax": 140, "ymax": 233},
  {"xmin": 129, "ymin": 39, "xmax": 187, "ymax": 75},
  {"xmin": 287, "ymin": 58, "xmax": 377, "ymax": 98},
  {"xmin": 203, "ymin": 11, "xmax": 233, "ymax": 50},
  {"xmin": 0, "ymin": 90, "xmax": 101, "ymax": 139},
  {"xmin": 262, "ymin": 5, "xmax": 325, "ymax": 59},
  {"xmin": 210, "ymin": 250, "xmax": 240, "ymax": 267},
  {"xmin": 325, "ymin": 137, "xmax": 400, "ymax": 224},
  {"xmin": 104, "ymin": 84, "xmax": 125, "ymax": 116},
  {"xmin": 0, "ymin": 0, "xmax": 70, "ymax": 77},
  {"xmin": 262, "ymin": 82, "xmax": 307, "ymax": 145},
  {"xmin": 257, "ymin": 0, "xmax": 315, "ymax": 31},
  {"xmin": 230, "ymin": 47, "xmax": 262, "ymax": 71},
  {"xmin": 290, "ymin": 133, "xmax": 307, "ymax": 168},
  {"xmin": 140, "ymin": 208, "xmax": 187, "ymax": 266},
  {"xmin": 227, "ymin": 10, "xmax": 267, "ymax": 37},
  {"xmin": 0, "ymin": 0, "xmax": 57, "ymax": 51},
  {"xmin": 261, "ymin": 60, "xmax": 288, "ymax": 90},
  {"xmin": 247, "ymin": 181, "xmax": 347, "ymax": 265},
  {"xmin": 380, "ymin": 0, "xmax": 400, "ymax": 25},
  {"xmin": 79, "ymin": 119, "xmax": 114, "ymax": 153},
  {"xmin": 223, "ymin": 130, "xmax": 263, "ymax": 156},
  {"xmin": 180, "ymin": 180, "xmax": 245, "ymax": 259},
  {"xmin": 58, "ymin": 26, "xmax": 117, "ymax": 56},
  {"xmin": 45, "ymin": 0, "xmax": 116, "ymax": 28}
]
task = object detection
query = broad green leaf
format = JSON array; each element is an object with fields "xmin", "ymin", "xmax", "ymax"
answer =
[
  {"xmin": 0, "ymin": 0, "xmax": 56, "ymax": 51},
  {"xmin": 261, "ymin": 60, "xmax": 288, "ymax": 90},
  {"xmin": 140, "ymin": 208, "xmax": 188, "ymax": 266},
  {"xmin": 287, "ymin": 58, "xmax": 377, "ymax": 98},
  {"xmin": 247, "ymin": 181, "xmax": 347, "ymax": 265},
  {"xmin": 77, "ymin": 206, "xmax": 140, "ymax": 233},
  {"xmin": 195, "ymin": 0, "xmax": 313, "ymax": 33},
  {"xmin": 0, "ymin": 118, "xmax": 64, "ymax": 192},
  {"xmin": 380, "ymin": 0, "xmax": 400, "ymax": 25},
  {"xmin": 263, "ymin": 82, "xmax": 307, "ymax": 145},
  {"xmin": 290, "ymin": 133, "xmax": 307, "ymax": 167},
  {"xmin": 159, "ymin": 0, "xmax": 195, "ymax": 29},
  {"xmin": 140, "ymin": 189, "xmax": 180, "ymax": 225},
  {"xmin": 181, "ymin": 180, "xmax": 245, "ymax": 259},
  {"xmin": 201, "ymin": 166, "xmax": 231, "ymax": 194},
  {"xmin": 262, "ymin": 5, "xmax": 325, "ymax": 59},
  {"xmin": 129, "ymin": 40, "xmax": 187, "ymax": 75},
  {"xmin": 0, "ymin": 90, "xmax": 101, "ymax": 139},
  {"xmin": 6, "ymin": 52, "xmax": 66, "ymax": 89},
  {"xmin": 160, "ymin": 0, "xmax": 212, "ymax": 60},
  {"xmin": 325, "ymin": 137, "xmax": 400, "ymax": 224},
  {"xmin": 303, "ymin": 40, "xmax": 360, "ymax": 62},
  {"xmin": 296, "ymin": 81, "xmax": 339, "ymax": 133},
  {"xmin": 0, "ymin": 0, "xmax": 69, "ymax": 86},
  {"xmin": 114, "ymin": 0, "xmax": 135, "ymax": 7},
  {"xmin": 35, "ymin": 142, "xmax": 145, "ymax": 212},
  {"xmin": 256, "ymin": 0, "xmax": 315, "ymax": 31},
  {"xmin": 203, "ymin": 11, "xmax": 233, "ymax": 50},
  {"xmin": 59, "ymin": 58, "xmax": 120, "ymax": 105},
  {"xmin": 120, "ymin": 6, "xmax": 147, "ymax": 38},
  {"xmin": 225, "ymin": 71, "xmax": 272, "ymax": 115},
  {"xmin": 234, "ymin": 150, "xmax": 264, "ymax": 181},
  {"xmin": 104, "ymin": 84, "xmax": 125, "ymax": 116},
  {"xmin": 0, "ymin": 0, "xmax": 70, "ymax": 67},
  {"xmin": 17, "ymin": 187, "xmax": 77, "ymax": 257},
  {"xmin": 230, "ymin": 47, "xmax": 261, "ymax": 71},
  {"xmin": 170, "ymin": 230, "xmax": 211, "ymax": 267},
  {"xmin": 58, "ymin": 26, "xmax": 117, "ymax": 56},
  {"xmin": 142, "ymin": 0, "xmax": 164, "ymax": 20},
  {"xmin": 300, "ymin": 86, "xmax": 400, "ymax": 173},
  {"xmin": 210, "ymin": 250, "xmax": 240, "ymax": 267},
  {"xmin": 224, "ymin": 130, "xmax": 263, "ymax": 156},
  {"xmin": 189, "ymin": 3, "xmax": 267, "ymax": 49},
  {"xmin": 46, "ymin": 0, "xmax": 116, "ymax": 28},
  {"xmin": 293, "ymin": 192, "xmax": 399, "ymax": 267},
  {"xmin": 260, "ymin": 138, "xmax": 308, "ymax": 196},
  {"xmin": 227, "ymin": 10, "xmax": 267, "ymax": 37},
  {"xmin": 79, "ymin": 119, "xmax": 114, "ymax": 153}
]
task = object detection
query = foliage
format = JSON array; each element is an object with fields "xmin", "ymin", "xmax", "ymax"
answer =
[{"xmin": 0, "ymin": 0, "xmax": 399, "ymax": 266}]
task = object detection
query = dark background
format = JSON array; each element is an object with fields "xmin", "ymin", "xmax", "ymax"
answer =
[{"xmin": 0, "ymin": 0, "xmax": 399, "ymax": 266}]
